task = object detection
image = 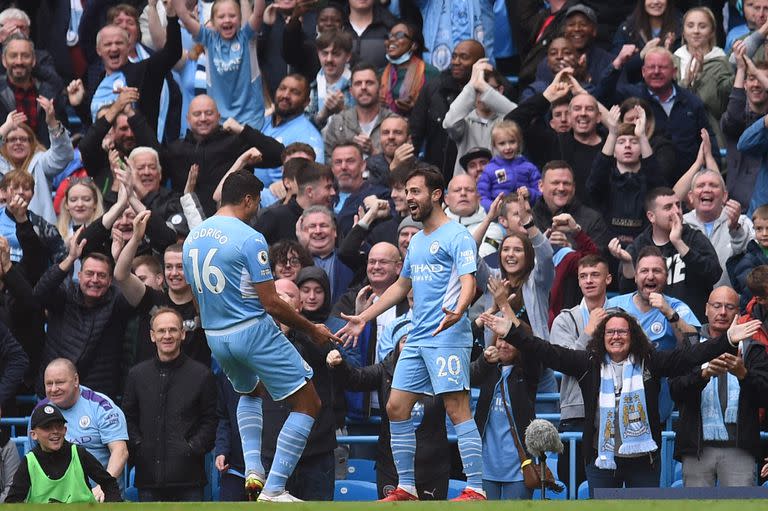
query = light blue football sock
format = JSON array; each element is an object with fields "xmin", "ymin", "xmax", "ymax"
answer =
[
  {"xmin": 390, "ymin": 418, "xmax": 417, "ymax": 489},
  {"xmin": 236, "ymin": 395, "xmax": 265, "ymax": 479},
  {"xmin": 263, "ymin": 412, "xmax": 314, "ymax": 495},
  {"xmin": 455, "ymin": 418, "xmax": 484, "ymax": 490}
]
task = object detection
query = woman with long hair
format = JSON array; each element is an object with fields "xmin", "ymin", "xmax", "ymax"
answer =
[
  {"xmin": 56, "ymin": 177, "xmax": 105, "ymax": 242},
  {"xmin": 481, "ymin": 307, "xmax": 761, "ymax": 495},
  {"xmin": 0, "ymin": 104, "xmax": 74, "ymax": 225},
  {"xmin": 379, "ymin": 21, "xmax": 438, "ymax": 116},
  {"xmin": 674, "ymin": 7, "xmax": 733, "ymax": 145}
]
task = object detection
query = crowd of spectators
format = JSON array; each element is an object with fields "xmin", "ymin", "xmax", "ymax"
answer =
[{"xmin": 2, "ymin": 0, "xmax": 768, "ymax": 503}]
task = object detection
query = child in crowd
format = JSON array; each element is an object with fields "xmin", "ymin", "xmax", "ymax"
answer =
[
  {"xmin": 728, "ymin": 205, "xmax": 768, "ymax": 308},
  {"xmin": 478, "ymin": 120, "xmax": 541, "ymax": 211},
  {"xmin": 735, "ymin": 265, "xmax": 768, "ymax": 347},
  {"xmin": 308, "ymin": 30, "xmax": 355, "ymax": 129},
  {"xmin": 586, "ymin": 105, "xmax": 663, "ymax": 244},
  {"xmin": 173, "ymin": 0, "xmax": 266, "ymax": 129}
]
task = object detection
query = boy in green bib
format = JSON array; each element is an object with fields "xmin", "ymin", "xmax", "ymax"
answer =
[{"xmin": 6, "ymin": 404, "xmax": 122, "ymax": 503}]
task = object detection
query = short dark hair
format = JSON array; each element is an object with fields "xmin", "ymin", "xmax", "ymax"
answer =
[
  {"xmin": 541, "ymin": 160, "xmax": 574, "ymax": 180},
  {"xmin": 282, "ymin": 142, "xmax": 316, "ymax": 163},
  {"xmin": 747, "ymin": 265, "xmax": 768, "ymax": 298},
  {"xmin": 82, "ymin": 252, "xmax": 114, "ymax": 274},
  {"xmin": 281, "ymin": 73, "xmax": 310, "ymax": 101},
  {"xmin": 351, "ymin": 62, "xmax": 378, "ymax": 80},
  {"xmin": 296, "ymin": 162, "xmax": 334, "ymax": 193},
  {"xmin": 406, "ymin": 164, "xmax": 445, "ymax": 202},
  {"xmin": 550, "ymin": 96, "xmax": 571, "ymax": 109},
  {"xmin": 578, "ymin": 253, "xmax": 609, "ymax": 270},
  {"xmin": 644, "ymin": 187, "xmax": 676, "ymax": 213},
  {"xmin": 331, "ymin": 142, "xmax": 363, "ymax": 160},
  {"xmin": 220, "ymin": 169, "xmax": 264, "ymax": 206},
  {"xmin": 164, "ymin": 242, "xmax": 183, "ymax": 256},
  {"xmin": 389, "ymin": 165, "xmax": 412, "ymax": 188},
  {"xmin": 636, "ymin": 245, "xmax": 666, "ymax": 271},
  {"xmin": 316, "ymin": 29, "xmax": 353, "ymax": 53},
  {"xmin": 149, "ymin": 306, "xmax": 184, "ymax": 330},
  {"xmin": 107, "ymin": 3, "xmax": 139, "ymax": 24},
  {"xmin": 132, "ymin": 254, "xmax": 162, "ymax": 275}
]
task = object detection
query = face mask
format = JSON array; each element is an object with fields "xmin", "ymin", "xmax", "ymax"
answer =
[{"xmin": 386, "ymin": 50, "xmax": 413, "ymax": 65}]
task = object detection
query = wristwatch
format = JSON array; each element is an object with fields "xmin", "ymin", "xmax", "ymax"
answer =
[
  {"xmin": 667, "ymin": 311, "xmax": 680, "ymax": 323},
  {"xmin": 522, "ymin": 219, "xmax": 535, "ymax": 230}
]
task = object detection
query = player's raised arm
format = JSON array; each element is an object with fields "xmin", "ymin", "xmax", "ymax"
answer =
[
  {"xmin": 253, "ymin": 279, "xmax": 342, "ymax": 345},
  {"xmin": 336, "ymin": 275, "xmax": 412, "ymax": 347}
]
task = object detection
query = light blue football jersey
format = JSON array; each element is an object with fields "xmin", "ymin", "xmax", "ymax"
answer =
[
  {"xmin": 401, "ymin": 221, "xmax": 477, "ymax": 347},
  {"xmin": 183, "ymin": 215, "xmax": 273, "ymax": 330}
]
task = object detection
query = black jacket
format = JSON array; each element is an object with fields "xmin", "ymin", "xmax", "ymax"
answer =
[
  {"xmin": 410, "ymin": 71, "xmax": 463, "ymax": 182},
  {"xmin": 261, "ymin": 331, "xmax": 337, "ymax": 460},
  {"xmin": 0, "ymin": 318, "xmax": 28, "ymax": 408},
  {"xmin": 332, "ymin": 350, "xmax": 450, "ymax": 483},
  {"xmin": 670, "ymin": 330, "xmax": 768, "ymax": 462},
  {"xmin": 255, "ymin": 197, "xmax": 303, "ymax": 245},
  {"xmin": 163, "ymin": 126, "xmax": 284, "ymax": 216},
  {"xmin": 470, "ymin": 355, "xmax": 540, "ymax": 446},
  {"xmin": 626, "ymin": 224, "xmax": 722, "ymax": 319},
  {"xmin": 503, "ymin": 324, "xmax": 738, "ymax": 464},
  {"xmin": 343, "ymin": 5, "xmax": 396, "ymax": 70},
  {"xmin": 31, "ymin": 266, "xmax": 134, "ymax": 399},
  {"xmin": 122, "ymin": 353, "xmax": 217, "ymax": 489},
  {"xmin": 532, "ymin": 197, "xmax": 611, "ymax": 251}
]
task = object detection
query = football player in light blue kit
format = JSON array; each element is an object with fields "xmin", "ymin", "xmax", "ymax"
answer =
[
  {"xmin": 338, "ymin": 166, "xmax": 486, "ymax": 501},
  {"xmin": 182, "ymin": 169, "xmax": 340, "ymax": 502}
]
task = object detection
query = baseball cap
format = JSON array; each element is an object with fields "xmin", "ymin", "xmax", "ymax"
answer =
[
  {"xmin": 31, "ymin": 404, "xmax": 67, "ymax": 429},
  {"xmin": 565, "ymin": 4, "xmax": 598, "ymax": 24},
  {"xmin": 459, "ymin": 147, "xmax": 492, "ymax": 171}
]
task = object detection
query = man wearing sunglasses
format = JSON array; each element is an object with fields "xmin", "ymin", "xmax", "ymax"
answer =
[{"xmin": 670, "ymin": 286, "xmax": 768, "ymax": 487}]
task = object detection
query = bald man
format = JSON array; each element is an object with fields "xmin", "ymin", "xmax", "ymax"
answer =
[
  {"xmin": 411, "ymin": 40, "xmax": 485, "ymax": 181},
  {"xmin": 444, "ymin": 175, "xmax": 503, "ymax": 258},
  {"xmin": 36, "ymin": 359, "xmax": 129, "ymax": 495},
  {"xmin": 163, "ymin": 95, "xmax": 286, "ymax": 216},
  {"xmin": 332, "ymin": 242, "xmax": 411, "ymax": 369},
  {"xmin": 670, "ymin": 286, "xmax": 768, "ymax": 487}
]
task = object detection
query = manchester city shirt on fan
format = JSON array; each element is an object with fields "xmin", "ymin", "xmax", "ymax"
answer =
[
  {"xmin": 401, "ymin": 221, "xmax": 477, "ymax": 347},
  {"xmin": 183, "ymin": 216, "xmax": 273, "ymax": 330},
  {"xmin": 606, "ymin": 292, "xmax": 700, "ymax": 351}
]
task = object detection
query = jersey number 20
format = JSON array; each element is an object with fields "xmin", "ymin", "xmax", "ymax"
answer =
[{"xmin": 187, "ymin": 248, "xmax": 225, "ymax": 294}]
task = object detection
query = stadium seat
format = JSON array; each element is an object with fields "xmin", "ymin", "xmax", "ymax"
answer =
[
  {"xmin": 447, "ymin": 479, "xmax": 465, "ymax": 499},
  {"xmin": 334, "ymin": 480, "xmax": 379, "ymax": 501},
  {"xmin": 671, "ymin": 479, "xmax": 684, "ymax": 488},
  {"xmin": 347, "ymin": 458, "xmax": 376, "ymax": 482},
  {"xmin": 672, "ymin": 461, "xmax": 682, "ymax": 482},
  {"xmin": 11, "ymin": 436, "xmax": 28, "ymax": 458},
  {"xmin": 577, "ymin": 481, "xmax": 590, "ymax": 499},
  {"xmin": 533, "ymin": 481, "xmax": 566, "ymax": 500},
  {"xmin": 546, "ymin": 454, "xmax": 559, "ymax": 481},
  {"xmin": 125, "ymin": 467, "xmax": 139, "ymax": 502}
]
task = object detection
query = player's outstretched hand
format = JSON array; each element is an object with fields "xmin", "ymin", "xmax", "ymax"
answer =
[
  {"xmin": 433, "ymin": 307, "xmax": 461, "ymax": 336},
  {"xmin": 310, "ymin": 323, "xmax": 343, "ymax": 346},
  {"xmin": 336, "ymin": 314, "xmax": 366, "ymax": 347}
]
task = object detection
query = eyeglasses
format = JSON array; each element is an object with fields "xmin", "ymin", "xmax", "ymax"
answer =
[
  {"xmin": 387, "ymin": 31, "xmax": 412, "ymax": 42},
  {"xmin": 6, "ymin": 136, "xmax": 30, "ymax": 144},
  {"xmin": 82, "ymin": 270, "xmax": 109, "ymax": 280},
  {"xmin": 605, "ymin": 328, "xmax": 630, "ymax": 337},
  {"xmin": 707, "ymin": 302, "xmax": 738, "ymax": 311},
  {"xmin": 367, "ymin": 258, "xmax": 399, "ymax": 266},
  {"xmin": 284, "ymin": 257, "xmax": 302, "ymax": 267}
]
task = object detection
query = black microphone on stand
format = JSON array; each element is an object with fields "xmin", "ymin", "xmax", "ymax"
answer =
[{"xmin": 525, "ymin": 419, "xmax": 564, "ymax": 499}]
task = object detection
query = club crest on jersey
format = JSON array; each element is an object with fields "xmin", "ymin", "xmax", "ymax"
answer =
[
  {"xmin": 650, "ymin": 321, "xmax": 664, "ymax": 335},
  {"xmin": 44, "ymin": 405, "xmax": 54, "ymax": 414},
  {"xmin": 79, "ymin": 415, "xmax": 91, "ymax": 428},
  {"xmin": 258, "ymin": 250, "xmax": 269, "ymax": 265},
  {"xmin": 429, "ymin": 241, "xmax": 439, "ymax": 254}
]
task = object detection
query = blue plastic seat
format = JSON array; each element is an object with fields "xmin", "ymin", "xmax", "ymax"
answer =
[
  {"xmin": 447, "ymin": 479, "xmax": 465, "ymax": 499},
  {"xmin": 334, "ymin": 480, "xmax": 379, "ymax": 501},
  {"xmin": 347, "ymin": 458, "xmax": 376, "ymax": 482},
  {"xmin": 124, "ymin": 467, "xmax": 139, "ymax": 502},
  {"xmin": 577, "ymin": 480, "xmax": 590, "ymax": 499},
  {"xmin": 671, "ymin": 479, "xmax": 684, "ymax": 488}
]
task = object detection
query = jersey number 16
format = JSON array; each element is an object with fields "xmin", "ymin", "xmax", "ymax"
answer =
[{"xmin": 187, "ymin": 248, "xmax": 226, "ymax": 294}]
